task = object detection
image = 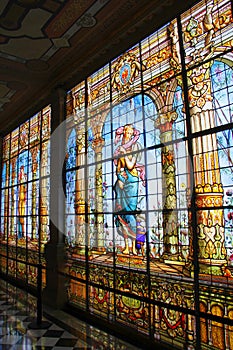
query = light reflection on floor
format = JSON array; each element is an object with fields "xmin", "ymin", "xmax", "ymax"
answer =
[{"xmin": 0, "ymin": 279, "xmax": 141, "ymax": 349}]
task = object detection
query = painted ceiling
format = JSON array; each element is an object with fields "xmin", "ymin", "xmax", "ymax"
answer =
[{"xmin": 0, "ymin": 0, "xmax": 199, "ymax": 135}]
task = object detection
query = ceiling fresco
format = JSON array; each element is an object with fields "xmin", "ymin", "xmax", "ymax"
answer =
[{"xmin": 0, "ymin": 0, "xmax": 199, "ymax": 135}]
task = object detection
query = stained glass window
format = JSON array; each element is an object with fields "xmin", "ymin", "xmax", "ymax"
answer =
[
  {"xmin": 62, "ymin": 0, "xmax": 233, "ymax": 348},
  {"xmin": 2, "ymin": 0, "xmax": 233, "ymax": 347},
  {"xmin": 0, "ymin": 106, "xmax": 51, "ymax": 286}
]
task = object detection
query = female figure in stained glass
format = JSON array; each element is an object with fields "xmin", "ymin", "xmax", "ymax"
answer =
[
  {"xmin": 18, "ymin": 165, "xmax": 27, "ymax": 238},
  {"xmin": 114, "ymin": 124, "xmax": 145, "ymax": 255}
]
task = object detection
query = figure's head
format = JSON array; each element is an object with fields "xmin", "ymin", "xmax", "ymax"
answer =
[
  {"xmin": 114, "ymin": 124, "xmax": 139, "ymax": 146},
  {"xmin": 123, "ymin": 124, "xmax": 134, "ymax": 140}
]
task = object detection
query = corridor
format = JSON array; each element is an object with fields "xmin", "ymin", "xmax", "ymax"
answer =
[{"xmin": 0, "ymin": 279, "xmax": 140, "ymax": 349}]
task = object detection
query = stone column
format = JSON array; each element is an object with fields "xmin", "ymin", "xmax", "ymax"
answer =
[
  {"xmin": 43, "ymin": 86, "xmax": 67, "ymax": 308},
  {"xmin": 3, "ymin": 161, "xmax": 9, "ymax": 241},
  {"xmin": 10, "ymin": 158, "xmax": 16, "ymax": 238},
  {"xmin": 0, "ymin": 137, "xmax": 7, "ymax": 241},
  {"xmin": 186, "ymin": 291, "xmax": 195, "ymax": 348},
  {"xmin": 155, "ymin": 111, "xmax": 181, "ymax": 262},
  {"xmin": 74, "ymin": 125, "xmax": 86, "ymax": 252},
  {"xmin": 40, "ymin": 142, "xmax": 49, "ymax": 243},
  {"xmin": 92, "ymin": 137, "xmax": 105, "ymax": 252},
  {"xmin": 30, "ymin": 146, "xmax": 39, "ymax": 241},
  {"xmin": 154, "ymin": 304, "xmax": 161, "ymax": 340},
  {"xmin": 224, "ymin": 304, "xmax": 230, "ymax": 350},
  {"xmin": 189, "ymin": 63, "xmax": 227, "ymax": 275}
]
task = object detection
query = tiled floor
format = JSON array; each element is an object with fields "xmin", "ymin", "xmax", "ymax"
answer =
[{"xmin": 0, "ymin": 279, "xmax": 141, "ymax": 349}]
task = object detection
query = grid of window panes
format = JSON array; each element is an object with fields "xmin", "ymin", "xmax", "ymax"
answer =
[
  {"xmin": 63, "ymin": 0, "xmax": 233, "ymax": 348},
  {"xmin": 0, "ymin": 106, "xmax": 51, "ymax": 287}
]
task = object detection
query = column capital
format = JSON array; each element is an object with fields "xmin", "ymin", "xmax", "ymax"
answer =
[
  {"xmin": 76, "ymin": 131, "xmax": 85, "ymax": 153},
  {"xmin": 155, "ymin": 111, "xmax": 178, "ymax": 133},
  {"xmin": 92, "ymin": 137, "xmax": 105, "ymax": 154},
  {"xmin": 53, "ymin": 84, "xmax": 66, "ymax": 95}
]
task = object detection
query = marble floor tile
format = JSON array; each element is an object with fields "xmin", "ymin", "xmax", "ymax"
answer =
[{"xmin": 0, "ymin": 279, "xmax": 141, "ymax": 350}]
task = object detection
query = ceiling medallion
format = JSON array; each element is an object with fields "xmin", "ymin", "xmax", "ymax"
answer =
[
  {"xmin": 77, "ymin": 13, "xmax": 97, "ymax": 28},
  {"xmin": 111, "ymin": 52, "xmax": 145, "ymax": 94}
]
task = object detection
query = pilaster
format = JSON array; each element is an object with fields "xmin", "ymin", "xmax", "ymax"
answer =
[
  {"xmin": 43, "ymin": 86, "xmax": 67, "ymax": 308},
  {"xmin": 155, "ymin": 111, "xmax": 181, "ymax": 262},
  {"xmin": 189, "ymin": 63, "xmax": 227, "ymax": 275}
]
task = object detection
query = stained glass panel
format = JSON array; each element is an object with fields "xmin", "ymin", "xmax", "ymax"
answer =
[
  {"xmin": 0, "ymin": 105, "xmax": 51, "ymax": 286},
  {"xmin": 111, "ymin": 45, "xmax": 141, "ymax": 101},
  {"xmin": 63, "ymin": 0, "xmax": 233, "ymax": 348},
  {"xmin": 181, "ymin": 0, "xmax": 233, "ymax": 69},
  {"xmin": 141, "ymin": 20, "xmax": 181, "ymax": 89}
]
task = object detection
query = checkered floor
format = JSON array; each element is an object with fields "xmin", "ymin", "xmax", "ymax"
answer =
[{"xmin": 0, "ymin": 280, "xmax": 140, "ymax": 349}]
